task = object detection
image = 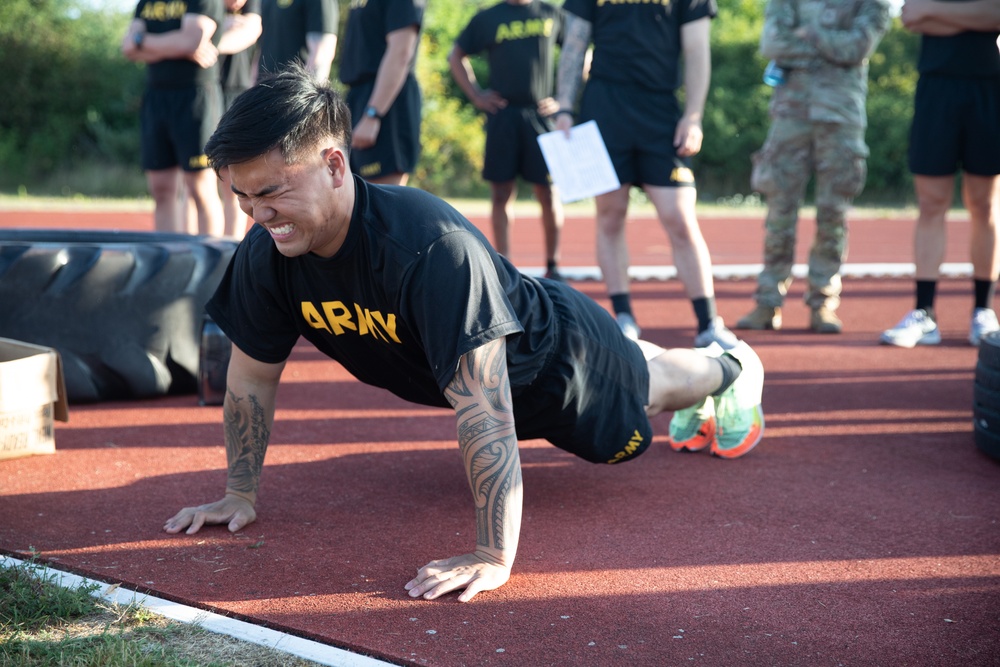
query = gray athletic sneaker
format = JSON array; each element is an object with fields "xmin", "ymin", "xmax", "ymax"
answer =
[
  {"xmin": 616, "ymin": 312, "xmax": 641, "ymax": 341},
  {"xmin": 880, "ymin": 309, "xmax": 941, "ymax": 347},
  {"xmin": 970, "ymin": 308, "xmax": 1000, "ymax": 346},
  {"xmin": 694, "ymin": 316, "xmax": 738, "ymax": 350}
]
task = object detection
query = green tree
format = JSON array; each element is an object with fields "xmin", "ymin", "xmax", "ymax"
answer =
[
  {"xmin": 0, "ymin": 0, "xmax": 144, "ymax": 196},
  {"xmin": 411, "ymin": 0, "xmax": 492, "ymax": 197}
]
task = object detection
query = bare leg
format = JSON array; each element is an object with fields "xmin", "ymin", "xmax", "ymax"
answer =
[
  {"xmin": 184, "ymin": 169, "xmax": 225, "ymax": 237},
  {"xmin": 912, "ymin": 175, "xmax": 953, "ymax": 280},
  {"xmin": 963, "ymin": 173, "xmax": 1000, "ymax": 281},
  {"xmin": 644, "ymin": 184, "xmax": 714, "ymax": 299},
  {"xmin": 533, "ymin": 183, "xmax": 564, "ymax": 266},
  {"xmin": 640, "ymin": 342, "xmax": 723, "ymax": 417},
  {"xmin": 147, "ymin": 168, "xmax": 183, "ymax": 233},
  {"xmin": 595, "ymin": 185, "xmax": 632, "ymax": 295},
  {"xmin": 489, "ymin": 181, "xmax": 516, "ymax": 256}
]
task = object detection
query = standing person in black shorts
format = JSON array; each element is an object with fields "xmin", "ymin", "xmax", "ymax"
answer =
[
  {"xmin": 339, "ymin": 0, "xmax": 424, "ymax": 185},
  {"xmin": 881, "ymin": 0, "xmax": 1000, "ymax": 347},
  {"xmin": 554, "ymin": 0, "xmax": 738, "ymax": 349},
  {"xmin": 122, "ymin": 0, "xmax": 226, "ymax": 236},
  {"xmin": 256, "ymin": 0, "xmax": 338, "ymax": 82},
  {"xmin": 218, "ymin": 0, "xmax": 262, "ymax": 239},
  {"xmin": 163, "ymin": 66, "xmax": 767, "ymax": 603},
  {"xmin": 449, "ymin": 0, "xmax": 567, "ymax": 281}
]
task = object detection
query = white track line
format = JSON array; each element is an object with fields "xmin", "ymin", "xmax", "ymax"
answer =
[
  {"xmin": 1, "ymin": 556, "xmax": 394, "ymax": 667},
  {"xmin": 521, "ymin": 262, "xmax": 973, "ymax": 282}
]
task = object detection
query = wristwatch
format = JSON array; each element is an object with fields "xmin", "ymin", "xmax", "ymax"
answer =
[
  {"xmin": 363, "ymin": 105, "xmax": 383, "ymax": 121},
  {"xmin": 133, "ymin": 31, "xmax": 145, "ymax": 50}
]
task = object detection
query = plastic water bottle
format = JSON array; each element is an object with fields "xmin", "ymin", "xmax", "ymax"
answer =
[{"xmin": 763, "ymin": 61, "xmax": 785, "ymax": 87}]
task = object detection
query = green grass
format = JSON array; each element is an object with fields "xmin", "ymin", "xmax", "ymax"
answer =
[{"xmin": 0, "ymin": 555, "xmax": 323, "ymax": 667}]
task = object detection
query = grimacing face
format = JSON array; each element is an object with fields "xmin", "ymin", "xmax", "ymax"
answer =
[{"xmin": 227, "ymin": 146, "xmax": 351, "ymax": 259}]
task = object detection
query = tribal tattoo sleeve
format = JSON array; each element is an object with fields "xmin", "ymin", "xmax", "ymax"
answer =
[{"xmin": 444, "ymin": 338, "xmax": 523, "ymax": 559}]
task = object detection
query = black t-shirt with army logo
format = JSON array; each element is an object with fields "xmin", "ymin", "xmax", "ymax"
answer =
[
  {"xmin": 258, "ymin": 0, "xmax": 339, "ymax": 77},
  {"xmin": 207, "ymin": 176, "xmax": 557, "ymax": 408},
  {"xmin": 135, "ymin": 0, "xmax": 226, "ymax": 87},
  {"xmin": 455, "ymin": 0, "xmax": 564, "ymax": 107},
  {"xmin": 562, "ymin": 0, "xmax": 716, "ymax": 92},
  {"xmin": 338, "ymin": 0, "xmax": 425, "ymax": 86}
]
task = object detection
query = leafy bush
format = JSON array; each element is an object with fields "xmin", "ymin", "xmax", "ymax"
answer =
[{"xmin": 0, "ymin": 0, "xmax": 144, "ymax": 195}]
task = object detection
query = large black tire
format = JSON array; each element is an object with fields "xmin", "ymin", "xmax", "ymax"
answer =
[
  {"xmin": 974, "ymin": 331, "xmax": 1000, "ymax": 461},
  {"xmin": 0, "ymin": 230, "xmax": 237, "ymax": 403}
]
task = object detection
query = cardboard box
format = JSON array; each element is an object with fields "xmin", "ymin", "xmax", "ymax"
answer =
[{"xmin": 0, "ymin": 338, "xmax": 69, "ymax": 461}]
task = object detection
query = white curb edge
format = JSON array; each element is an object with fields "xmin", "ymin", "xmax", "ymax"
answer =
[{"xmin": 520, "ymin": 262, "xmax": 973, "ymax": 282}]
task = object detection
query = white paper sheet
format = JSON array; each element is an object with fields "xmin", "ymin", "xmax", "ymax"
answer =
[{"xmin": 537, "ymin": 120, "xmax": 621, "ymax": 203}]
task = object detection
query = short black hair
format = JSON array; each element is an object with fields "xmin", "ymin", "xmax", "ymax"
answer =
[{"xmin": 206, "ymin": 62, "xmax": 352, "ymax": 171}]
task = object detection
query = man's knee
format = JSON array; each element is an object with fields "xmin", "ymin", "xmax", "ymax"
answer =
[{"xmin": 595, "ymin": 195, "xmax": 629, "ymax": 234}]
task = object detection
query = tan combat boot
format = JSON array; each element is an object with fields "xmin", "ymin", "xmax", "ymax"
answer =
[
  {"xmin": 811, "ymin": 306, "xmax": 842, "ymax": 334},
  {"xmin": 735, "ymin": 305, "xmax": 782, "ymax": 330}
]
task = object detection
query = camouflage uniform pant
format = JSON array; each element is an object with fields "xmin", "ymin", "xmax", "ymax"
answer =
[{"xmin": 750, "ymin": 118, "xmax": 868, "ymax": 310}]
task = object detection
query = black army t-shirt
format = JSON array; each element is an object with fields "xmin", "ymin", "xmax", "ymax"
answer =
[
  {"xmin": 136, "ymin": 0, "xmax": 225, "ymax": 87},
  {"xmin": 338, "ymin": 0, "xmax": 425, "ymax": 86},
  {"xmin": 562, "ymin": 0, "xmax": 716, "ymax": 92},
  {"xmin": 207, "ymin": 176, "xmax": 557, "ymax": 408},
  {"xmin": 455, "ymin": 0, "xmax": 564, "ymax": 107}
]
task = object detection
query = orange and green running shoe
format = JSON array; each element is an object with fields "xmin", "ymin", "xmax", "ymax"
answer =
[
  {"xmin": 668, "ymin": 398, "xmax": 717, "ymax": 452},
  {"xmin": 711, "ymin": 341, "xmax": 765, "ymax": 459}
]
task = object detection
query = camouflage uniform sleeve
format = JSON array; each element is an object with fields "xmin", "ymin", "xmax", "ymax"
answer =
[
  {"xmin": 804, "ymin": 0, "xmax": 892, "ymax": 67},
  {"xmin": 760, "ymin": 0, "xmax": 816, "ymax": 64}
]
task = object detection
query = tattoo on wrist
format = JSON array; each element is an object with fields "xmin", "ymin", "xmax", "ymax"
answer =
[{"xmin": 224, "ymin": 391, "xmax": 270, "ymax": 495}]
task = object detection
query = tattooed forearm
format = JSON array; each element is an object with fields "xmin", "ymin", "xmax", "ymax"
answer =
[
  {"xmin": 445, "ymin": 339, "xmax": 522, "ymax": 557},
  {"xmin": 555, "ymin": 14, "xmax": 592, "ymax": 109},
  {"xmin": 223, "ymin": 389, "xmax": 270, "ymax": 496},
  {"xmin": 463, "ymin": 426, "xmax": 519, "ymax": 550}
]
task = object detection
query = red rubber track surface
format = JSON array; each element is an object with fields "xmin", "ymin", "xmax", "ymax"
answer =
[{"xmin": 1, "ymin": 207, "xmax": 998, "ymax": 667}]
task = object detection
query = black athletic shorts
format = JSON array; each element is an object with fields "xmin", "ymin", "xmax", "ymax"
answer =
[
  {"xmin": 347, "ymin": 75, "xmax": 422, "ymax": 180},
  {"xmin": 909, "ymin": 74, "xmax": 1000, "ymax": 177},
  {"xmin": 580, "ymin": 77, "xmax": 695, "ymax": 188},
  {"xmin": 140, "ymin": 83, "xmax": 223, "ymax": 172},
  {"xmin": 512, "ymin": 280, "xmax": 653, "ymax": 464},
  {"xmin": 482, "ymin": 105, "xmax": 553, "ymax": 185}
]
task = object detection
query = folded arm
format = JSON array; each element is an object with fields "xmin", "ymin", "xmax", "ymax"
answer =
[
  {"xmin": 122, "ymin": 13, "xmax": 219, "ymax": 66},
  {"xmin": 405, "ymin": 337, "xmax": 523, "ymax": 602},
  {"xmin": 805, "ymin": 0, "xmax": 891, "ymax": 66},
  {"xmin": 902, "ymin": 0, "xmax": 1000, "ymax": 35},
  {"xmin": 760, "ymin": 0, "xmax": 816, "ymax": 62},
  {"xmin": 164, "ymin": 345, "xmax": 285, "ymax": 535},
  {"xmin": 218, "ymin": 12, "xmax": 262, "ymax": 56}
]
